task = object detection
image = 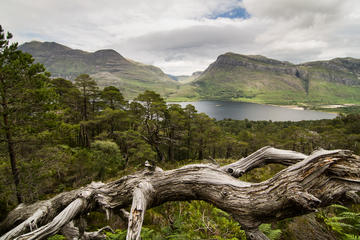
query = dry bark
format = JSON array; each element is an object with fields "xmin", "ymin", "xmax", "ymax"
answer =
[{"xmin": 1, "ymin": 146, "xmax": 360, "ymax": 240}]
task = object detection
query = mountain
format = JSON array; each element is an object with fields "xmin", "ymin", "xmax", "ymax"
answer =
[
  {"xmin": 19, "ymin": 42, "xmax": 360, "ymax": 104},
  {"xmin": 192, "ymin": 52, "xmax": 360, "ymax": 105},
  {"xmin": 19, "ymin": 41, "xmax": 178, "ymax": 98}
]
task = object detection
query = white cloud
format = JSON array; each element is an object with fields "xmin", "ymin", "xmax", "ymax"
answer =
[{"xmin": 1, "ymin": 0, "xmax": 360, "ymax": 75}]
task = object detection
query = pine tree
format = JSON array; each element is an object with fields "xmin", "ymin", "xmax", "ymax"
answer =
[
  {"xmin": 74, "ymin": 74, "xmax": 98, "ymax": 147},
  {"xmin": 74, "ymin": 74, "xmax": 98, "ymax": 121},
  {"xmin": 0, "ymin": 25, "xmax": 55, "ymax": 203},
  {"xmin": 101, "ymin": 86, "xmax": 125, "ymax": 110}
]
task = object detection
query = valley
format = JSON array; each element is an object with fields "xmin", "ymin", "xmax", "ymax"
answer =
[{"xmin": 19, "ymin": 41, "xmax": 360, "ymax": 112}]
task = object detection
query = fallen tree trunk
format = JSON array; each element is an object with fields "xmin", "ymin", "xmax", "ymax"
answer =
[{"xmin": 1, "ymin": 147, "xmax": 360, "ymax": 240}]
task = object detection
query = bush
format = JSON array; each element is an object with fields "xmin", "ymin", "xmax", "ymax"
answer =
[
  {"xmin": 106, "ymin": 228, "xmax": 160, "ymax": 240},
  {"xmin": 324, "ymin": 204, "xmax": 360, "ymax": 239},
  {"xmin": 259, "ymin": 223, "xmax": 282, "ymax": 240},
  {"xmin": 92, "ymin": 140, "xmax": 120, "ymax": 154},
  {"xmin": 47, "ymin": 235, "xmax": 66, "ymax": 240}
]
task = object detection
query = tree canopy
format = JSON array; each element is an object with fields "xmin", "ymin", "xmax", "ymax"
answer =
[{"xmin": 0, "ymin": 25, "xmax": 56, "ymax": 203}]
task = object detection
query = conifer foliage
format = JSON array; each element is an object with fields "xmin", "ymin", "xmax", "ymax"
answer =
[{"xmin": 0, "ymin": 25, "xmax": 56, "ymax": 203}]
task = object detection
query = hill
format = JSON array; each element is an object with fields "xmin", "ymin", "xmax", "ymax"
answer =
[
  {"xmin": 19, "ymin": 41, "xmax": 178, "ymax": 99},
  {"xmin": 191, "ymin": 52, "xmax": 360, "ymax": 105},
  {"xmin": 19, "ymin": 42, "xmax": 360, "ymax": 105}
]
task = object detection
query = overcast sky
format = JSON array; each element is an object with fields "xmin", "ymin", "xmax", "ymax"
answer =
[{"xmin": 1, "ymin": 0, "xmax": 360, "ymax": 75}]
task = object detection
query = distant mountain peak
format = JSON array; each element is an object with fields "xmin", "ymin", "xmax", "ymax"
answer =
[
  {"xmin": 193, "ymin": 51, "xmax": 360, "ymax": 104},
  {"xmin": 94, "ymin": 49, "xmax": 123, "ymax": 57},
  {"xmin": 217, "ymin": 52, "xmax": 291, "ymax": 66},
  {"xmin": 21, "ymin": 41, "xmax": 73, "ymax": 52},
  {"xmin": 18, "ymin": 41, "xmax": 177, "ymax": 99}
]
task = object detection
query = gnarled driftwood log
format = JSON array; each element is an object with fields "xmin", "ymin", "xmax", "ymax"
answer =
[{"xmin": 1, "ymin": 146, "xmax": 360, "ymax": 240}]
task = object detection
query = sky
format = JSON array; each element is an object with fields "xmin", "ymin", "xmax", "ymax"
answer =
[{"xmin": 1, "ymin": 0, "xmax": 360, "ymax": 75}]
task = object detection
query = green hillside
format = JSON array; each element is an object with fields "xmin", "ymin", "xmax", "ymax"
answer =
[
  {"xmin": 187, "ymin": 52, "xmax": 360, "ymax": 106},
  {"xmin": 19, "ymin": 42, "xmax": 360, "ymax": 105},
  {"xmin": 19, "ymin": 41, "xmax": 179, "ymax": 99}
]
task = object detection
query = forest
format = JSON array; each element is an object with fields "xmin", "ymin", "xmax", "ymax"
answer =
[{"xmin": 1, "ymin": 26, "xmax": 360, "ymax": 240}]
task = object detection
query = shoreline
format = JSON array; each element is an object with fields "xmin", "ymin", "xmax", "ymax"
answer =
[
  {"xmin": 167, "ymin": 98, "xmax": 307, "ymax": 111},
  {"xmin": 166, "ymin": 98, "xmax": 359, "ymax": 114},
  {"xmin": 269, "ymin": 104, "xmax": 305, "ymax": 111}
]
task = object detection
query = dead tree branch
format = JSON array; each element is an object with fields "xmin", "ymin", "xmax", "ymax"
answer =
[{"xmin": 1, "ymin": 147, "xmax": 360, "ymax": 240}]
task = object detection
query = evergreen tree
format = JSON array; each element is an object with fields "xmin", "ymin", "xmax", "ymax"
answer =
[
  {"xmin": 101, "ymin": 86, "xmax": 125, "ymax": 110},
  {"xmin": 74, "ymin": 74, "xmax": 98, "ymax": 121},
  {"xmin": 183, "ymin": 104, "xmax": 197, "ymax": 160},
  {"xmin": 51, "ymin": 78, "xmax": 82, "ymax": 123},
  {"xmin": 134, "ymin": 90, "xmax": 167, "ymax": 162},
  {"xmin": 0, "ymin": 25, "xmax": 55, "ymax": 203},
  {"xmin": 164, "ymin": 104, "xmax": 186, "ymax": 161},
  {"xmin": 74, "ymin": 74, "xmax": 98, "ymax": 147}
]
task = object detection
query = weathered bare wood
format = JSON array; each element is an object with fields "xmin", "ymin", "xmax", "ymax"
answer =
[
  {"xmin": 0, "ymin": 203, "xmax": 51, "ymax": 240},
  {"xmin": 1, "ymin": 147, "xmax": 360, "ymax": 240},
  {"xmin": 0, "ymin": 182, "xmax": 103, "ymax": 240},
  {"xmin": 246, "ymin": 229, "xmax": 270, "ymax": 240},
  {"xmin": 221, "ymin": 146, "xmax": 308, "ymax": 177},
  {"xmin": 84, "ymin": 226, "xmax": 114, "ymax": 239},
  {"xmin": 126, "ymin": 182, "xmax": 154, "ymax": 240},
  {"xmin": 15, "ymin": 198, "xmax": 86, "ymax": 240},
  {"xmin": 60, "ymin": 221, "xmax": 114, "ymax": 239},
  {"xmin": 60, "ymin": 221, "xmax": 80, "ymax": 239}
]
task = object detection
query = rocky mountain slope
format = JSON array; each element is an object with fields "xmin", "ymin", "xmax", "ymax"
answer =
[
  {"xmin": 19, "ymin": 41, "xmax": 178, "ymax": 98},
  {"xmin": 192, "ymin": 52, "xmax": 360, "ymax": 105},
  {"xmin": 19, "ymin": 41, "xmax": 360, "ymax": 104}
]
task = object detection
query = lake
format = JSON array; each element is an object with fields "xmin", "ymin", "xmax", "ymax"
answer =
[{"xmin": 168, "ymin": 101, "xmax": 337, "ymax": 121}]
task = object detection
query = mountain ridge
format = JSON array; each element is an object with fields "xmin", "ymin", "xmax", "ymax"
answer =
[
  {"xmin": 190, "ymin": 52, "xmax": 360, "ymax": 105},
  {"xmin": 19, "ymin": 41, "xmax": 178, "ymax": 98},
  {"xmin": 19, "ymin": 41, "xmax": 360, "ymax": 105}
]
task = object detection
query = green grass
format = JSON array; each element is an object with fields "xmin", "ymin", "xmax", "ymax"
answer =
[
  {"xmin": 178, "ymin": 63, "xmax": 360, "ymax": 107},
  {"xmin": 166, "ymin": 84, "xmax": 201, "ymax": 101},
  {"xmin": 169, "ymin": 54, "xmax": 360, "ymax": 108},
  {"xmin": 92, "ymin": 72, "xmax": 179, "ymax": 99}
]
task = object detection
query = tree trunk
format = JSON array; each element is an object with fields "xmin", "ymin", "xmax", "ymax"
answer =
[
  {"xmin": 198, "ymin": 138, "xmax": 203, "ymax": 160},
  {"xmin": 1, "ymin": 93, "xmax": 22, "ymax": 203},
  {"xmin": 225, "ymin": 146, "xmax": 231, "ymax": 159},
  {"xmin": 83, "ymin": 86, "xmax": 88, "ymax": 121},
  {"xmin": 4, "ymin": 119, "xmax": 22, "ymax": 204},
  {"xmin": 1, "ymin": 147, "xmax": 360, "ymax": 240},
  {"xmin": 78, "ymin": 123, "xmax": 90, "ymax": 148},
  {"xmin": 167, "ymin": 128, "xmax": 175, "ymax": 162},
  {"xmin": 154, "ymin": 145, "xmax": 163, "ymax": 162}
]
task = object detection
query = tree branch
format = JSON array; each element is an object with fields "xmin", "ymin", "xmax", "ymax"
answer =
[
  {"xmin": 221, "ymin": 146, "xmax": 308, "ymax": 177},
  {"xmin": 126, "ymin": 182, "xmax": 154, "ymax": 240},
  {"xmin": 1, "ymin": 147, "xmax": 359, "ymax": 240}
]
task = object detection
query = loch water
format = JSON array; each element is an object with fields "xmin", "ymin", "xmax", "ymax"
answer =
[{"xmin": 169, "ymin": 101, "xmax": 337, "ymax": 121}]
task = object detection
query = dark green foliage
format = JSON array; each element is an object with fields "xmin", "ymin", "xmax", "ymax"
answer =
[
  {"xmin": 74, "ymin": 74, "xmax": 98, "ymax": 121},
  {"xmin": 0, "ymin": 25, "xmax": 57, "ymax": 203},
  {"xmin": 106, "ymin": 227, "xmax": 160, "ymax": 240},
  {"xmin": 323, "ymin": 205, "xmax": 360, "ymax": 239},
  {"xmin": 153, "ymin": 201, "xmax": 246, "ymax": 240},
  {"xmin": 105, "ymin": 201, "xmax": 246, "ymax": 240},
  {"xmin": 51, "ymin": 78, "xmax": 82, "ymax": 123},
  {"xmin": 47, "ymin": 234, "xmax": 66, "ymax": 240},
  {"xmin": 101, "ymin": 86, "xmax": 125, "ymax": 110},
  {"xmin": 217, "ymin": 116, "xmax": 360, "ymax": 156},
  {"xmin": 259, "ymin": 224, "xmax": 282, "ymax": 240}
]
